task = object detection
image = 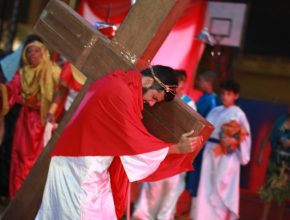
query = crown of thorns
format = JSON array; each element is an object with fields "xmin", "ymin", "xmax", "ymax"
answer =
[{"xmin": 149, "ymin": 66, "xmax": 177, "ymax": 96}]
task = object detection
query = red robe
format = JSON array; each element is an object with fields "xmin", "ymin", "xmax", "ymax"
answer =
[
  {"xmin": 52, "ymin": 70, "xmax": 194, "ymax": 218},
  {"xmin": 1, "ymin": 72, "xmax": 45, "ymax": 199}
]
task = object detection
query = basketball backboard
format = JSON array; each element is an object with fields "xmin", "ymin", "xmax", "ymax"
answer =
[{"xmin": 204, "ymin": 2, "xmax": 247, "ymax": 47}]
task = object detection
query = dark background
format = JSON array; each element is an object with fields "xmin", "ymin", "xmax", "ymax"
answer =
[{"xmin": 234, "ymin": 0, "xmax": 290, "ymax": 57}]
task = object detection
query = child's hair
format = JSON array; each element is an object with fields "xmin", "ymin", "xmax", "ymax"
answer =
[
  {"xmin": 174, "ymin": 69, "xmax": 187, "ymax": 82},
  {"xmin": 220, "ymin": 79, "xmax": 240, "ymax": 94},
  {"xmin": 197, "ymin": 70, "xmax": 217, "ymax": 82}
]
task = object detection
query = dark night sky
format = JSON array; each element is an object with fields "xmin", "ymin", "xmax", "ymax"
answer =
[{"xmin": 241, "ymin": 0, "xmax": 290, "ymax": 57}]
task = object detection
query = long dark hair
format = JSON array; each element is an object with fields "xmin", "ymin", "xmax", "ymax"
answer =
[{"xmin": 141, "ymin": 65, "xmax": 178, "ymax": 101}]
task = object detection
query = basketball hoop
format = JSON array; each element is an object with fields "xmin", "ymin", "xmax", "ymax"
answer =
[{"xmin": 209, "ymin": 17, "xmax": 232, "ymax": 45}]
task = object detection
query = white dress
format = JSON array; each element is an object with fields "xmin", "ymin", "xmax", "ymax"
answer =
[
  {"xmin": 35, "ymin": 148, "xmax": 168, "ymax": 220},
  {"xmin": 195, "ymin": 105, "xmax": 251, "ymax": 220},
  {"xmin": 132, "ymin": 95, "xmax": 196, "ymax": 220},
  {"xmin": 132, "ymin": 173, "xmax": 186, "ymax": 220}
]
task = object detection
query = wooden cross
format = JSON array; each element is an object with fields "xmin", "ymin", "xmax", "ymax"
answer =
[{"xmin": 2, "ymin": 0, "xmax": 213, "ymax": 219}]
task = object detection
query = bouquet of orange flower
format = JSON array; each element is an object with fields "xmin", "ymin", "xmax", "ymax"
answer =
[{"xmin": 214, "ymin": 120, "xmax": 249, "ymax": 156}]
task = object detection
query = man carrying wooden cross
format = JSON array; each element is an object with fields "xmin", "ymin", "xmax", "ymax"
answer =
[
  {"xmin": 0, "ymin": 0, "xmax": 213, "ymax": 219},
  {"xmin": 35, "ymin": 65, "xmax": 203, "ymax": 220}
]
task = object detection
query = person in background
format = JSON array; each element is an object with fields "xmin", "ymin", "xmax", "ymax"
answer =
[
  {"xmin": 186, "ymin": 70, "xmax": 219, "ymax": 218},
  {"xmin": 46, "ymin": 62, "xmax": 86, "ymax": 124},
  {"xmin": 175, "ymin": 69, "xmax": 196, "ymax": 110},
  {"xmin": 257, "ymin": 105, "xmax": 290, "ymax": 220},
  {"xmin": 0, "ymin": 64, "xmax": 7, "ymax": 205},
  {"xmin": 195, "ymin": 79, "xmax": 251, "ymax": 220},
  {"xmin": 195, "ymin": 70, "xmax": 219, "ymax": 117},
  {"xmin": 0, "ymin": 36, "xmax": 61, "ymax": 199},
  {"xmin": 132, "ymin": 69, "xmax": 196, "ymax": 220},
  {"xmin": 0, "ymin": 38, "xmax": 27, "ymax": 204}
]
